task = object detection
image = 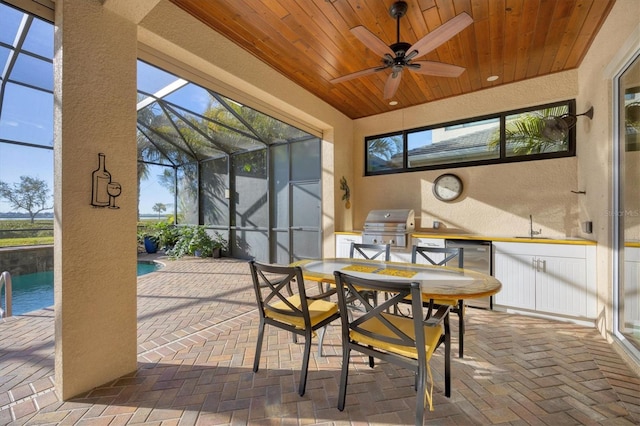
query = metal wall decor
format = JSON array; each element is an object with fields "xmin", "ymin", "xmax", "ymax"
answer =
[
  {"xmin": 340, "ymin": 176, "xmax": 351, "ymax": 209},
  {"xmin": 91, "ymin": 153, "xmax": 121, "ymax": 209}
]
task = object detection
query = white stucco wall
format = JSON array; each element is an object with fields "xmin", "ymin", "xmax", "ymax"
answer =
[
  {"xmin": 54, "ymin": 0, "xmax": 139, "ymax": 398},
  {"xmin": 352, "ymin": 71, "xmax": 581, "ymax": 237}
]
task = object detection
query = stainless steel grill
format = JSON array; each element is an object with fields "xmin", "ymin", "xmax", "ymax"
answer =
[{"xmin": 362, "ymin": 209, "xmax": 415, "ymax": 248}]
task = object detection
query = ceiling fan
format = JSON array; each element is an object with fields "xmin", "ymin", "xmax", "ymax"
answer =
[{"xmin": 330, "ymin": 1, "xmax": 473, "ymax": 100}]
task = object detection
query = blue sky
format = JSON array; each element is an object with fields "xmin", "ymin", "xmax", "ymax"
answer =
[{"xmin": 0, "ymin": 3, "xmax": 174, "ymax": 216}]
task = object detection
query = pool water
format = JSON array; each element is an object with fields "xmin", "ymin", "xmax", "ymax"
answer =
[{"xmin": 1, "ymin": 261, "xmax": 161, "ymax": 316}]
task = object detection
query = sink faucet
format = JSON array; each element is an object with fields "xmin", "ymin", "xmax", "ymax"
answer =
[{"xmin": 529, "ymin": 215, "xmax": 542, "ymax": 238}]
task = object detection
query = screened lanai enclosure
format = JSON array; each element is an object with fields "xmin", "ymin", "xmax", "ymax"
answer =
[
  {"xmin": 0, "ymin": 0, "xmax": 321, "ymax": 263},
  {"xmin": 136, "ymin": 61, "xmax": 322, "ymax": 263}
]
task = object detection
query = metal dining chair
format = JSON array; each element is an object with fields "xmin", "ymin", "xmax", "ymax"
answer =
[
  {"xmin": 348, "ymin": 242, "xmax": 391, "ymax": 307},
  {"xmin": 411, "ymin": 245, "xmax": 466, "ymax": 358},
  {"xmin": 248, "ymin": 260, "xmax": 340, "ymax": 396},
  {"xmin": 334, "ymin": 270, "xmax": 451, "ymax": 425},
  {"xmin": 349, "ymin": 242, "xmax": 391, "ymax": 261}
]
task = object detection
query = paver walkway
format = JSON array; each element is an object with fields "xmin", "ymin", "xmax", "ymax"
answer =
[{"xmin": 0, "ymin": 256, "xmax": 638, "ymax": 425}]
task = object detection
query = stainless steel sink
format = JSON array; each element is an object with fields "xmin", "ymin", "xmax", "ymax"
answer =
[{"xmin": 514, "ymin": 236, "xmax": 551, "ymax": 239}]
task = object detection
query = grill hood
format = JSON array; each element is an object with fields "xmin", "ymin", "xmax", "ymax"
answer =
[
  {"xmin": 362, "ymin": 209, "xmax": 415, "ymax": 247},
  {"xmin": 363, "ymin": 209, "xmax": 415, "ymax": 232}
]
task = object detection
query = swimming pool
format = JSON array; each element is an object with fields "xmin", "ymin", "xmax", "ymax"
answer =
[{"xmin": 1, "ymin": 261, "xmax": 161, "ymax": 316}]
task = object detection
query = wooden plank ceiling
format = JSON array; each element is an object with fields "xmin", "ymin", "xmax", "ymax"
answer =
[{"xmin": 169, "ymin": 0, "xmax": 615, "ymax": 120}]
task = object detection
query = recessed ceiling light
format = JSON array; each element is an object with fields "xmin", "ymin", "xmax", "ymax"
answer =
[
  {"xmin": 389, "ymin": 100, "xmax": 398, "ymax": 106},
  {"xmin": 487, "ymin": 75, "xmax": 499, "ymax": 82}
]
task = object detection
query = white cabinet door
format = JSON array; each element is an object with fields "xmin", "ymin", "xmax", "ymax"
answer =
[
  {"xmin": 494, "ymin": 253, "xmax": 536, "ymax": 310},
  {"xmin": 535, "ymin": 256, "xmax": 587, "ymax": 317},
  {"xmin": 493, "ymin": 242, "xmax": 593, "ymax": 319},
  {"xmin": 335, "ymin": 234, "xmax": 361, "ymax": 258}
]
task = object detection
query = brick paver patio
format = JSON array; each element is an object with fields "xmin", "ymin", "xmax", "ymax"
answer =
[{"xmin": 0, "ymin": 256, "xmax": 638, "ymax": 425}]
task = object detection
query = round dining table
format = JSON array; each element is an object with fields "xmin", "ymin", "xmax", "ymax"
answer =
[{"xmin": 290, "ymin": 258, "xmax": 502, "ymax": 300}]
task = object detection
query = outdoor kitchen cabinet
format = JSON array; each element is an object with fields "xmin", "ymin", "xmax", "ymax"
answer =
[
  {"xmin": 493, "ymin": 242, "xmax": 596, "ymax": 321},
  {"xmin": 335, "ymin": 233, "xmax": 362, "ymax": 258}
]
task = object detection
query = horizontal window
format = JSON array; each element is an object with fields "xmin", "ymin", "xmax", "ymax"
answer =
[{"xmin": 365, "ymin": 100, "xmax": 576, "ymax": 175}]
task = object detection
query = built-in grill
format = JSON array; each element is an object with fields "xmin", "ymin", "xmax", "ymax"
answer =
[{"xmin": 362, "ymin": 209, "xmax": 415, "ymax": 248}]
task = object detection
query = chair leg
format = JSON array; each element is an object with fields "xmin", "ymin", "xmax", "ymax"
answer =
[
  {"xmin": 416, "ymin": 365, "xmax": 426, "ymax": 425},
  {"xmin": 337, "ymin": 346, "xmax": 351, "ymax": 411},
  {"xmin": 253, "ymin": 320, "xmax": 265, "ymax": 373},
  {"xmin": 458, "ymin": 301, "xmax": 464, "ymax": 358},
  {"xmin": 298, "ymin": 330, "xmax": 313, "ymax": 396},
  {"xmin": 317, "ymin": 325, "xmax": 328, "ymax": 358},
  {"xmin": 444, "ymin": 317, "xmax": 451, "ymax": 398}
]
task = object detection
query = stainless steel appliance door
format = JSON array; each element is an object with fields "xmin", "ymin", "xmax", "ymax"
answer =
[{"xmin": 445, "ymin": 239, "xmax": 492, "ymax": 309}]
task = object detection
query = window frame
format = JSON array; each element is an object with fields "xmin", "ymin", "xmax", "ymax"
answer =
[{"xmin": 364, "ymin": 99, "xmax": 577, "ymax": 176}]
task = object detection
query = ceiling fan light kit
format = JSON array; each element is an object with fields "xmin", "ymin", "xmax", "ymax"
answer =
[{"xmin": 330, "ymin": 1, "xmax": 473, "ymax": 100}]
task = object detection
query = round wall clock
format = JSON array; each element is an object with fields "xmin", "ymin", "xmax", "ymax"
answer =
[{"xmin": 433, "ymin": 173, "xmax": 463, "ymax": 202}]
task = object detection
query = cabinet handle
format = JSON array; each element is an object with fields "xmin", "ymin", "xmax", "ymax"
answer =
[
  {"xmin": 540, "ymin": 259, "xmax": 546, "ymax": 273},
  {"xmin": 532, "ymin": 258, "xmax": 538, "ymax": 271}
]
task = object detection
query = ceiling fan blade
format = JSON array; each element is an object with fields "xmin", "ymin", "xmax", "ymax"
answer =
[
  {"xmin": 407, "ymin": 12, "xmax": 473, "ymax": 60},
  {"xmin": 330, "ymin": 66, "xmax": 385, "ymax": 84},
  {"xmin": 350, "ymin": 26, "xmax": 395, "ymax": 58},
  {"xmin": 383, "ymin": 71, "xmax": 402, "ymax": 100},
  {"xmin": 410, "ymin": 61, "xmax": 466, "ymax": 77}
]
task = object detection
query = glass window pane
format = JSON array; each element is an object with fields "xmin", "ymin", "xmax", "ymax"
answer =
[
  {"xmin": 0, "ymin": 46, "xmax": 10, "ymax": 74},
  {"xmin": 618, "ymin": 52, "xmax": 640, "ymax": 350},
  {"xmin": 138, "ymin": 163, "xmax": 176, "ymax": 221},
  {"xmin": 10, "ymin": 53, "xmax": 53, "ymax": 91},
  {"xmin": 22, "ymin": 18, "xmax": 53, "ymax": 58},
  {"xmin": 0, "ymin": 3, "xmax": 24, "ymax": 45},
  {"xmin": 505, "ymin": 105, "xmax": 569, "ymax": 157},
  {"xmin": 624, "ymin": 85, "xmax": 640, "ymax": 152},
  {"xmin": 0, "ymin": 143, "xmax": 53, "ymax": 217},
  {"xmin": 137, "ymin": 60, "xmax": 183, "ymax": 95},
  {"xmin": 0, "ymin": 82, "xmax": 53, "ymax": 146},
  {"xmin": 366, "ymin": 134, "xmax": 403, "ymax": 173},
  {"xmin": 408, "ymin": 118, "xmax": 501, "ymax": 168}
]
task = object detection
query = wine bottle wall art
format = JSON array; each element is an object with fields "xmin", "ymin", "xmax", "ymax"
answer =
[{"xmin": 91, "ymin": 153, "xmax": 121, "ymax": 209}]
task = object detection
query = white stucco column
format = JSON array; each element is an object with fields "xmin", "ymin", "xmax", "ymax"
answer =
[{"xmin": 53, "ymin": 0, "xmax": 138, "ymax": 399}]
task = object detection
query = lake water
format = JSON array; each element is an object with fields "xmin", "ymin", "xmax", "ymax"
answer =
[{"xmin": 1, "ymin": 261, "xmax": 161, "ymax": 316}]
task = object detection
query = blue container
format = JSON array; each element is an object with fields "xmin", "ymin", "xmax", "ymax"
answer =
[{"xmin": 143, "ymin": 236, "xmax": 158, "ymax": 253}]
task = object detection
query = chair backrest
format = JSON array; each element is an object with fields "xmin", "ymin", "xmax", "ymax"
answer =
[
  {"xmin": 248, "ymin": 260, "xmax": 311, "ymax": 326},
  {"xmin": 349, "ymin": 242, "xmax": 391, "ymax": 261},
  {"xmin": 334, "ymin": 270, "xmax": 448, "ymax": 359},
  {"xmin": 412, "ymin": 246, "xmax": 464, "ymax": 268}
]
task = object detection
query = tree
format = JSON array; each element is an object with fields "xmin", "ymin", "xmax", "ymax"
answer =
[
  {"xmin": 0, "ymin": 176, "xmax": 53, "ymax": 223},
  {"xmin": 487, "ymin": 106, "xmax": 570, "ymax": 155},
  {"xmin": 152, "ymin": 202, "xmax": 167, "ymax": 219}
]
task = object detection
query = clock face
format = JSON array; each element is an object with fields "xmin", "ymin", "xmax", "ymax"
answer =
[{"xmin": 433, "ymin": 174, "xmax": 463, "ymax": 201}]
